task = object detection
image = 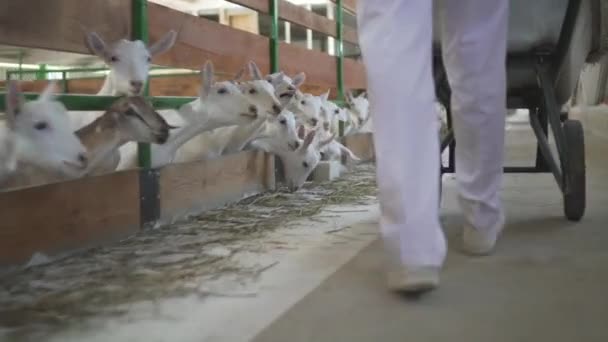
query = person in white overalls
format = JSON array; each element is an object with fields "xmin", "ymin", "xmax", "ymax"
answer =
[{"xmin": 356, "ymin": 0, "xmax": 508, "ymax": 293}]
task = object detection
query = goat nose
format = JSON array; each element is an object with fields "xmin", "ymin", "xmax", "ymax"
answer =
[
  {"xmin": 130, "ymin": 81, "xmax": 143, "ymax": 92},
  {"xmin": 311, "ymin": 118, "xmax": 318, "ymax": 126},
  {"xmin": 77, "ymin": 153, "xmax": 88, "ymax": 167},
  {"xmin": 249, "ymin": 105, "xmax": 258, "ymax": 114},
  {"xmin": 272, "ymin": 104, "xmax": 282, "ymax": 114}
]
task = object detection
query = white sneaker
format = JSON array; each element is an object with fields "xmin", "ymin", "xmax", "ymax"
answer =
[
  {"xmin": 386, "ymin": 265, "xmax": 441, "ymax": 293},
  {"xmin": 462, "ymin": 212, "xmax": 506, "ymax": 256}
]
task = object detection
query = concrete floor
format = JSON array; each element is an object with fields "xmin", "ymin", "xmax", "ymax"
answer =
[{"xmin": 253, "ymin": 123, "xmax": 608, "ymax": 342}]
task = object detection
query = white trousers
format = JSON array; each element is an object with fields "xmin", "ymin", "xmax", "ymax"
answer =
[{"xmin": 357, "ymin": 0, "xmax": 508, "ymax": 267}]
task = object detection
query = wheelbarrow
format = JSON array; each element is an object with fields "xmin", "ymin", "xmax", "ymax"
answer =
[{"xmin": 434, "ymin": 0, "xmax": 608, "ymax": 221}]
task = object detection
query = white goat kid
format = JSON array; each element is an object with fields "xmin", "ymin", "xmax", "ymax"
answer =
[
  {"xmin": 172, "ymin": 104, "xmax": 300, "ymax": 163},
  {"xmin": 76, "ymin": 96, "xmax": 170, "ymax": 175},
  {"xmin": 343, "ymin": 90, "xmax": 370, "ymax": 135},
  {"xmin": 251, "ymin": 125, "xmax": 332, "ymax": 192},
  {"xmin": 0, "ymin": 81, "xmax": 88, "ymax": 188},
  {"xmin": 235, "ymin": 61, "xmax": 283, "ymax": 116},
  {"xmin": 85, "ymin": 30, "xmax": 177, "ymax": 96},
  {"xmin": 2, "ymin": 96, "xmax": 170, "ymax": 190},
  {"xmin": 68, "ymin": 30, "xmax": 177, "ymax": 131},
  {"xmin": 117, "ymin": 60, "xmax": 260, "ymax": 169},
  {"xmin": 317, "ymin": 90, "xmax": 348, "ymax": 135},
  {"xmin": 265, "ymin": 71, "xmax": 320, "ymax": 125}
]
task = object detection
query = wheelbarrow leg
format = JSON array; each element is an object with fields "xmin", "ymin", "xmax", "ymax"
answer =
[{"xmin": 535, "ymin": 62, "xmax": 586, "ymax": 221}]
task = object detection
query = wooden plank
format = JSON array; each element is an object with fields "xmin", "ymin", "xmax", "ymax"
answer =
[
  {"xmin": 149, "ymin": 3, "xmax": 365, "ymax": 89},
  {"xmin": 341, "ymin": 132, "xmax": 375, "ymax": 162},
  {"xmin": 149, "ymin": 2, "xmax": 271, "ymax": 77},
  {"xmin": 228, "ymin": 0, "xmax": 358, "ymax": 44},
  {"xmin": 159, "ymin": 150, "xmax": 275, "ymax": 224},
  {"xmin": 0, "ymin": 170, "xmax": 140, "ymax": 267},
  {"xmin": 343, "ymin": 57, "xmax": 367, "ymax": 90},
  {"xmin": 0, "ymin": 0, "xmax": 130, "ymax": 54}
]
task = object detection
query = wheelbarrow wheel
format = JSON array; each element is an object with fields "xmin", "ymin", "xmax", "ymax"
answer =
[{"xmin": 562, "ymin": 119, "xmax": 586, "ymax": 221}]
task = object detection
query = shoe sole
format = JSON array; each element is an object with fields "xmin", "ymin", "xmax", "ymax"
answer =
[{"xmin": 387, "ymin": 273, "xmax": 439, "ymax": 294}]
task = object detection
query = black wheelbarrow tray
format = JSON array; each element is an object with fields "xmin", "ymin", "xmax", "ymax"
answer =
[{"xmin": 433, "ymin": 0, "xmax": 608, "ymax": 221}]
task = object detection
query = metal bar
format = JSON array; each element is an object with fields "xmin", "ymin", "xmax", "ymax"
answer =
[
  {"xmin": 553, "ymin": 0, "xmax": 582, "ymax": 74},
  {"xmin": 0, "ymin": 93, "xmax": 195, "ymax": 111},
  {"xmin": 18, "ymin": 51, "xmax": 23, "ymax": 81},
  {"xmin": 536, "ymin": 60, "xmax": 567, "ymax": 190},
  {"xmin": 5, "ymin": 65, "xmax": 178, "ymax": 77},
  {"xmin": 442, "ymin": 166, "xmax": 549, "ymax": 174},
  {"xmin": 504, "ymin": 167, "xmax": 548, "ymax": 173},
  {"xmin": 530, "ymin": 108, "xmax": 564, "ymax": 190},
  {"xmin": 269, "ymin": 0, "xmax": 279, "ymax": 73},
  {"xmin": 139, "ymin": 169, "xmax": 161, "ymax": 229},
  {"xmin": 336, "ymin": 0, "xmax": 345, "ymax": 137},
  {"xmin": 133, "ymin": 0, "xmax": 151, "ymax": 169},
  {"xmin": 440, "ymin": 130, "xmax": 454, "ymax": 152},
  {"xmin": 532, "ymin": 106, "xmax": 550, "ymax": 171},
  {"xmin": 62, "ymin": 71, "xmax": 69, "ymax": 93},
  {"xmin": 269, "ymin": 0, "xmax": 283, "ymax": 182}
]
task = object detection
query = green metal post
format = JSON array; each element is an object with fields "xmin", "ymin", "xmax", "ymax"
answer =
[
  {"xmin": 35, "ymin": 64, "xmax": 47, "ymax": 80},
  {"xmin": 18, "ymin": 51, "xmax": 24, "ymax": 81},
  {"xmin": 269, "ymin": 0, "xmax": 279, "ymax": 73},
  {"xmin": 336, "ymin": 0, "xmax": 345, "ymax": 137},
  {"xmin": 133, "ymin": 0, "xmax": 152, "ymax": 168},
  {"xmin": 62, "ymin": 71, "xmax": 69, "ymax": 93}
]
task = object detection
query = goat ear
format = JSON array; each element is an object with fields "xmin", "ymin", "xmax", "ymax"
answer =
[
  {"xmin": 248, "ymin": 61, "xmax": 263, "ymax": 80},
  {"xmin": 200, "ymin": 61, "xmax": 214, "ymax": 98},
  {"xmin": 346, "ymin": 90, "xmax": 355, "ymax": 101},
  {"xmin": 5, "ymin": 81, "xmax": 24, "ymax": 127},
  {"xmin": 40, "ymin": 81, "xmax": 58, "ymax": 102},
  {"xmin": 358, "ymin": 91, "xmax": 367, "ymax": 99},
  {"xmin": 340, "ymin": 143, "xmax": 360, "ymax": 161},
  {"xmin": 233, "ymin": 67, "xmax": 245, "ymax": 83},
  {"xmin": 292, "ymin": 72, "xmax": 306, "ymax": 87},
  {"xmin": 320, "ymin": 90, "xmax": 330, "ymax": 102},
  {"xmin": 302, "ymin": 128, "xmax": 317, "ymax": 150},
  {"xmin": 85, "ymin": 32, "xmax": 110, "ymax": 59},
  {"xmin": 148, "ymin": 30, "xmax": 177, "ymax": 56},
  {"xmin": 318, "ymin": 132, "xmax": 335, "ymax": 148},
  {"xmin": 297, "ymin": 124, "xmax": 306, "ymax": 139}
]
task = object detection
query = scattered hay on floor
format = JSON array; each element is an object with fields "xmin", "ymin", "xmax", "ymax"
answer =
[{"xmin": 0, "ymin": 163, "xmax": 377, "ymax": 337}]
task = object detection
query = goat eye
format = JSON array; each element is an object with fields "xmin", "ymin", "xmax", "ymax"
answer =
[
  {"xmin": 301, "ymin": 100, "xmax": 306, "ymax": 105},
  {"xmin": 279, "ymin": 119, "xmax": 286, "ymax": 125},
  {"xmin": 287, "ymin": 86, "xmax": 295, "ymax": 92},
  {"xmin": 218, "ymin": 88, "xmax": 228, "ymax": 94},
  {"xmin": 110, "ymin": 56, "xmax": 119, "ymax": 62},
  {"xmin": 334, "ymin": 109, "xmax": 340, "ymax": 114},
  {"xmin": 146, "ymin": 56, "xmax": 151, "ymax": 62},
  {"xmin": 34, "ymin": 122, "xmax": 48, "ymax": 130},
  {"xmin": 302, "ymin": 161, "xmax": 309, "ymax": 169},
  {"xmin": 249, "ymin": 88, "xmax": 257, "ymax": 94}
]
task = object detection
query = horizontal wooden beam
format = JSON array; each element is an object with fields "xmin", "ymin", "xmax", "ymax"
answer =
[
  {"xmin": 149, "ymin": 2, "xmax": 366, "ymax": 89},
  {"xmin": 0, "ymin": 170, "xmax": 140, "ymax": 267},
  {"xmin": 159, "ymin": 150, "xmax": 275, "ymax": 224},
  {"xmin": 227, "ymin": 0, "xmax": 358, "ymax": 44},
  {"xmin": 0, "ymin": 0, "xmax": 130, "ymax": 55},
  {"xmin": 341, "ymin": 132, "xmax": 375, "ymax": 162}
]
